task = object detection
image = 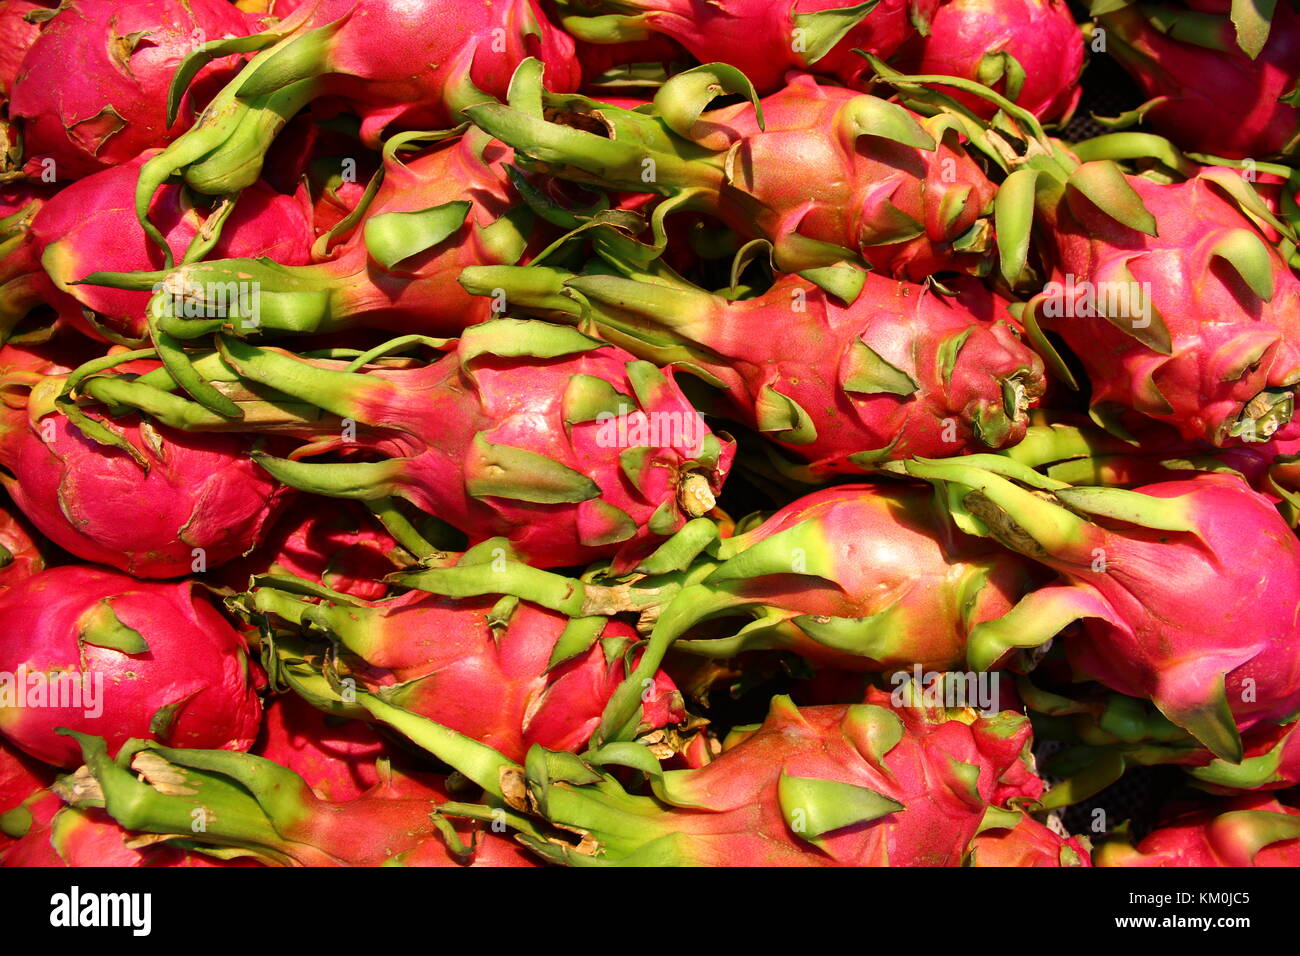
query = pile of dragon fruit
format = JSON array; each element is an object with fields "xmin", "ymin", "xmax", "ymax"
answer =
[{"xmin": 0, "ymin": 0, "xmax": 1298, "ymax": 869}]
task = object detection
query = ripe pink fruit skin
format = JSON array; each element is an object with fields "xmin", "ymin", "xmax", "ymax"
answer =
[
  {"xmin": 711, "ymin": 483, "xmax": 1043, "ymax": 670},
  {"xmin": 967, "ymin": 814, "xmax": 1092, "ymax": 866},
  {"xmin": 709, "ymin": 75, "xmax": 997, "ymax": 279},
  {"xmin": 896, "ymin": 0, "xmax": 1084, "ymax": 121},
  {"xmin": 571, "ymin": 0, "xmax": 939, "ymax": 94},
  {"xmin": 248, "ymin": 336, "xmax": 734, "ymax": 570},
  {"xmin": 0, "ymin": 734, "xmax": 53, "ymax": 857},
  {"xmin": 0, "ymin": 498, "xmax": 43, "ymax": 595},
  {"xmin": 216, "ymin": 498, "xmax": 402, "ymax": 601},
  {"xmin": 253, "ymin": 695, "xmax": 387, "ymax": 802},
  {"xmin": 0, "ymin": 565, "xmax": 264, "ymax": 768},
  {"xmin": 1039, "ymin": 172, "xmax": 1300, "ymax": 446},
  {"xmin": 0, "ymin": 0, "xmax": 41, "ymax": 97},
  {"xmin": 1098, "ymin": 795, "xmax": 1300, "ymax": 867},
  {"xmin": 28, "ymin": 153, "xmax": 313, "ymax": 343},
  {"xmin": 637, "ymin": 692, "xmax": 1042, "ymax": 866},
  {"xmin": 3, "ymin": 799, "xmax": 262, "ymax": 867},
  {"xmin": 287, "ymin": 589, "xmax": 684, "ymax": 761},
  {"xmin": 259, "ymin": 0, "xmax": 580, "ymax": 144},
  {"xmin": 1100, "ymin": 2, "xmax": 1300, "ymax": 159},
  {"xmin": 9, "ymin": 0, "xmax": 254, "ymax": 179},
  {"xmin": 0, "ymin": 345, "xmax": 288, "ymax": 579},
  {"xmin": 1056, "ymin": 475, "xmax": 1300, "ymax": 739}
]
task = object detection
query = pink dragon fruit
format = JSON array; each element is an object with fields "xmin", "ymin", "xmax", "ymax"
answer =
[
  {"xmin": 252, "ymin": 575, "xmax": 685, "ymax": 761},
  {"xmin": 150, "ymin": 320, "xmax": 734, "ymax": 570},
  {"xmin": 66, "ymin": 732, "xmax": 534, "ymax": 866},
  {"xmin": 468, "ymin": 67, "xmax": 998, "ymax": 280},
  {"xmin": 4, "ymin": 797, "xmax": 263, "ymax": 867},
  {"xmin": 551, "ymin": 0, "xmax": 941, "ymax": 94},
  {"xmin": 571, "ymin": 32, "xmax": 689, "ymax": 93},
  {"xmin": 14, "ymin": 153, "xmax": 313, "ymax": 344},
  {"xmin": 895, "ymin": 0, "xmax": 1085, "ymax": 121},
  {"xmin": 966, "ymin": 809, "xmax": 1092, "ymax": 866},
  {"xmin": 9, "ymin": 0, "xmax": 254, "ymax": 180},
  {"xmin": 462, "ymin": 262, "xmax": 1045, "ymax": 472},
  {"xmin": 351, "ymin": 688, "xmax": 1045, "ymax": 865},
  {"xmin": 1093, "ymin": 0, "xmax": 1299, "ymax": 159},
  {"xmin": 0, "ymin": 565, "xmax": 264, "ymax": 768},
  {"xmin": 0, "ymin": 735, "xmax": 52, "ymax": 856},
  {"xmin": 1027, "ymin": 170, "xmax": 1300, "ymax": 447},
  {"xmin": 0, "ymin": 344, "xmax": 287, "ymax": 579},
  {"xmin": 216, "ymin": 498, "xmax": 404, "ymax": 601},
  {"xmin": 134, "ymin": 0, "xmax": 580, "ymax": 235},
  {"xmin": 1097, "ymin": 795, "xmax": 1300, "ymax": 866},
  {"xmin": 905, "ymin": 458, "xmax": 1300, "ymax": 764},
  {"xmin": 253, "ymin": 694, "xmax": 388, "ymax": 801},
  {"xmin": 84, "ymin": 129, "xmax": 545, "ymax": 342},
  {"xmin": 0, "ymin": 497, "xmax": 43, "ymax": 594},
  {"xmin": 0, "ymin": 1, "xmax": 41, "ymax": 98}
]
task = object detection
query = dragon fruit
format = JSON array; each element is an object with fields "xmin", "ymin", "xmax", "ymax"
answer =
[
  {"xmin": 464, "ymin": 258, "xmax": 1044, "ymax": 472},
  {"xmin": 3, "ymin": 797, "xmax": 262, "ymax": 867},
  {"xmin": 572, "ymin": 32, "xmax": 689, "ymax": 93},
  {"xmin": 0, "ymin": 735, "xmax": 52, "ymax": 855},
  {"xmin": 216, "ymin": 498, "xmax": 404, "ymax": 601},
  {"xmin": 467, "ymin": 65, "xmax": 998, "ymax": 280},
  {"xmin": 551, "ymin": 0, "xmax": 940, "ymax": 94},
  {"xmin": 253, "ymin": 695, "xmax": 388, "ymax": 802},
  {"xmin": 6, "ymin": 154, "xmax": 313, "ymax": 344},
  {"xmin": 1027, "ymin": 169, "xmax": 1300, "ymax": 447},
  {"xmin": 966, "ymin": 808, "xmax": 1092, "ymax": 866},
  {"xmin": 0, "ymin": 565, "xmax": 263, "ymax": 768},
  {"xmin": 65, "ymin": 732, "xmax": 533, "ymax": 866},
  {"xmin": 129, "ymin": 321, "xmax": 734, "ymax": 570},
  {"xmin": 0, "ymin": 497, "xmax": 42, "ymax": 594},
  {"xmin": 0, "ymin": 1, "xmax": 41, "ymax": 99},
  {"xmin": 0, "ymin": 344, "xmax": 287, "ymax": 578},
  {"xmin": 1092, "ymin": 0, "xmax": 1299, "ymax": 159},
  {"xmin": 84, "ymin": 129, "xmax": 543, "ymax": 342},
  {"xmin": 9, "ymin": 0, "xmax": 253, "ymax": 181},
  {"xmin": 895, "ymin": 0, "xmax": 1085, "ymax": 121},
  {"xmin": 1097, "ymin": 795, "xmax": 1300, "ymax": 866},
  {"xmin": 255, "ymin": 587, "xmax": 687, "ymax": 760},
  {"xmin": 134, "ymin": 0, "xmax": 580, "ymax": 239},
  {"xmin": 904, "ymin": 457, "xmax": 1300, "ymax": 764},
  {"xmin": 351, "ymin": 688, "xmax": 1044, "ymax": 865}
]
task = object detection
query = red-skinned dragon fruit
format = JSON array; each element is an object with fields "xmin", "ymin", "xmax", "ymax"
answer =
[
  {"xmin": 551, "ymin": 0, "xmax": 940, "ymax": 94},
  {"xmin": 467, "ymin": 64, "xmax": 998, "ymax": 281},
  {"xmin": 895, "ymin": 0, "xmax": 1085, "ymax": 121},
  {"xmin": 251, "ymin": 570, "xmax": 685, "ymax": 762},
  {"xmin": 1025, "ymin": 169, "xmax": 1300, "ymax": 447},
  {"xmin": 966, "ymin": 808, "xmax": 1092, "ymax": 866},
  {"xmin": 401, "ymin": 482, "xmax": 1042, "ymax": 683},
  {"xmin": 344, "ymin": 688, "xmax": 1045, "ymax": 866},
  {"xmin": 216, "ymin": 498, "xmax": 404, "ymax": 601},
  {"xmin": 9, "ymin": 0, "xmax": 254, "ymax": 181},
  {"xmin": 0, "ymin": 344, "xmax": 287, "ymax": 579},
  {"xmin": 83, "ymin": 129, "xmax": 544, "ymax": 343},
  {"xmin": 133, "ymin": 0, "xmax": 580, "ymax": 243},
  {"xmin": 904, "ymin": 457, "xmax": 1300, "ymax": 765},
  {"xmin": 1091, "ymin": 0, "xmax": 1300, "ymax": 159},
  {"xmin": 0, "ymin": 496, "xmax": 43, "ymax": 594},
  {"xmin": 0, "ymin": 565, "xmax": 264, "ymax": 768},
  {"xmin": 1097, "ymin": 795, "xmax": 1300, "ymax": 866},
  {"xmin": 253, "ymin": 694, "xmax": 388, "ymax": 802},
  {"xmin": 3, "ymin": 794, "xmax": 262, "ymax": 867},
  {"xmin": 64, "ymin": 732, "xmax": 535, "ymax": 866},
  {"xmin": 462, "ymin": 257, "xmax": 1045, "ymax": 472},
  {"xmin": 94, "ymin": 320, "xmax": 735, "ymax": 570},
  {"xmin": 0, "ymin": 0, "xmax": 41, "ymax": 99},
  {"xmin": 0, "ymin": 734, "xmax": 53, "ymax": 856},
  {"xmin": 6, "ymin": 153, "xmax": 313, "ymax": 344}
]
